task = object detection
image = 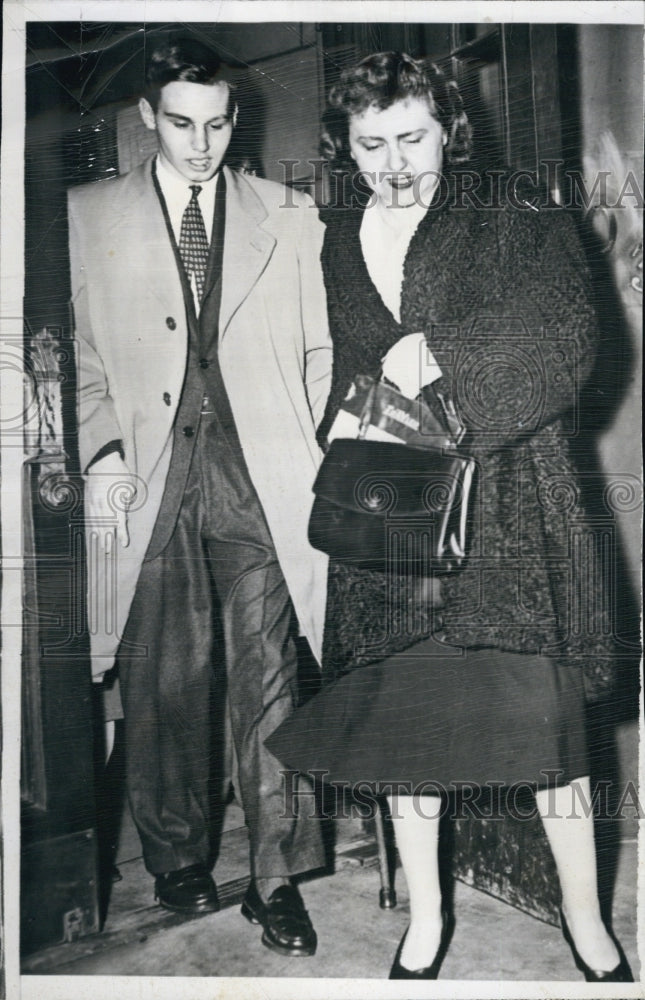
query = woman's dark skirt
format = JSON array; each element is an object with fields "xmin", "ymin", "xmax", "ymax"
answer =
[{"xmin": 266, "ymin": 638, "xmax": 588, "ymax": 794}]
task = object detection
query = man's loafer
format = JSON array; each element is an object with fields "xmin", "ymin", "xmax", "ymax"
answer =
[
  {"xmin": 154, "ymin": 863, "xmax": 219, "ymax": 915},
  {"xmin": 241, "ymin": 881, "xmax": 317, "ymax": 957}
]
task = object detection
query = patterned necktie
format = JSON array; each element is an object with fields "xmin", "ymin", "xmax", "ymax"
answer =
[{"xmin": 178, "ymin": 185, "xmax": 209, "ymax": 305}]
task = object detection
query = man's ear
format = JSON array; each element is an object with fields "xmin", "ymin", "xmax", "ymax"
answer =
[
  {"xmin": 232, "ymin": 102, "xmax": 239, "ymax": 128},
  {"xmin": 139, "ymin": 97, "xmax": 156, "ymax": 131}
]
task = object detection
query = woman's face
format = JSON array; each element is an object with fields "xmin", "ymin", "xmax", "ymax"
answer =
[{"xmin": 348, "ymin": 96, "xmax": 446, "ymax": 209}]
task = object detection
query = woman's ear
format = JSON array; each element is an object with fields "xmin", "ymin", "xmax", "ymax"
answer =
[
  {"xmin": 232, "ymin": 103, "xmax": 239, "ymax": 128},
  {"xmin": 442, "ymin": 130, "xmax": 448, "ymax": 146}
]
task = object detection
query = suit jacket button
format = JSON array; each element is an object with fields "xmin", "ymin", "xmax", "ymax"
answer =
[
  {"xmin": 163, "ymin": 392, "xmax": 171, "ymax": 406},
  {"xmin": 199, "ymin": 358, "xmax": 210, "ymax": 369},
  {"xmin": 183, "ymin": 426, "xmax": 194, "ymax": 438},
  {"xmin": 166, "ymin": 316, "xmax": 177, "ymax": 330}
]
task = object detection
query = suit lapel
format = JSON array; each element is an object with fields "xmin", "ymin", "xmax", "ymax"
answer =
[
  {"xmin": 218, "ymin": 166, "xmax": 276, "ymax": 340},
  {"xmin": 200, "ymin": 170, "xmax": 227, "ymax": 317}
]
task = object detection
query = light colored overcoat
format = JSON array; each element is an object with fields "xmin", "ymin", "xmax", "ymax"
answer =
[{"xmin": 68, "ymin": 159, "xmax": 331, "ymax": 677}]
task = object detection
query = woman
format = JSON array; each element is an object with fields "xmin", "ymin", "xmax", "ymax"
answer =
[{"xmin": 267, "ymin": 52, "xmax": 632, "ymax": 982}]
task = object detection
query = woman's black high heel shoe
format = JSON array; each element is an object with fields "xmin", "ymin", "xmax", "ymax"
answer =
[
  {"xmin": 560, "ymin": 909, "xmax": 634, "ymax": 983},
  {"xmin": 389, "ymin": 913, "xmax": 452, "ymax": 980}
]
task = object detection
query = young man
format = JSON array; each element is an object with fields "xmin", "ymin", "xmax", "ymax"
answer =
[{"xmin": 69, "ymin": 37, "xmax": 331, "ymax": 956}]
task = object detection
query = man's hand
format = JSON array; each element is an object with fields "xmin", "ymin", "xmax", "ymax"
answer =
[{"xmin": 84, "ymin": 451, "xmax": 134, "ymax": 548}]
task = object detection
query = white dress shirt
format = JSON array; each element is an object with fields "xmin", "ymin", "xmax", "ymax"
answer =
[{"xmin": 155, "ymin": 154, "xmax": 218, "ymax": 244}]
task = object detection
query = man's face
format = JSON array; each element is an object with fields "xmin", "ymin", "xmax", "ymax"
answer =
[{"xmin": 139, "ymin": 80, "xmax": 235, "ymax": 183}]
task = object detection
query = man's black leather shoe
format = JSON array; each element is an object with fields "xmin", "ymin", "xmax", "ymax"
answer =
[
  {"xmin": 241, "ymin": 881, "xmax": 317, "ymax": 957},
  {"xmin": 154, "ymin": 863, "xmax": 220, "ymax": 915}
]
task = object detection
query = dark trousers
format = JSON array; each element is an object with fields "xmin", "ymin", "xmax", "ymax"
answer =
[{"xmin": 119, "ymin": 411, "xmax": 324, "ymax": 877}]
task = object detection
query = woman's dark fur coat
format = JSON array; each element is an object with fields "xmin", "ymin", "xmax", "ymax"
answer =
[{"xmin": 318, "ymin": 184, "xmax": 618, "ymax": 700}]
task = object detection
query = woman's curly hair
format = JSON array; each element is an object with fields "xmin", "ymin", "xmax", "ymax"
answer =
[{"xmin": 320, "ymin": 51, "xmax": 472, "ymax": 172}]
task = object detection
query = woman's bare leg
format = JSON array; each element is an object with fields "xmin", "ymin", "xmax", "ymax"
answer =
[
  {"xmin": 386, "ymin": 793, "xmax": 443, "ymax": 970},
  {"xmin": 536, "ymin": 777, "xmax": 620, "ymax": 971}
]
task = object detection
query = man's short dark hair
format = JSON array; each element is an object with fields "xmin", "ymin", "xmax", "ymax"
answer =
[{"xmin": 145, "ymin": 36, "xmax": 236, "ymax": 111}]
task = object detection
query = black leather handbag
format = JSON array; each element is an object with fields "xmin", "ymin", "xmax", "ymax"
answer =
[{"xmin": 309, "ymin": 377, "xmax": 477, "ymax": 575}]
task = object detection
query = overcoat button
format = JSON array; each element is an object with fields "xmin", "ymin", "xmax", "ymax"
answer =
[
  {"xmin": 166, "ymin": 316, "xmax": 177, "ymax": 330},
  {"xmin": 199, "ymin": 358, "xmax": 210, "ymax": 369},
  {"xmin": 163, "ymin": 392, "xmax": 171, "ymax": 406},
  {"xmin": 183, "ymin": 426, "xmax": 194, "ymax": 438}
]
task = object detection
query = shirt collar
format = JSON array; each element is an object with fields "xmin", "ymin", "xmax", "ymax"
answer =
[
  {"xmin": 155, "ymin": 154, "xmax": 220, "ymax": 200},
  {"xmin": 154, "ymin": 154, "xmax": 219, "ymax": 243}
]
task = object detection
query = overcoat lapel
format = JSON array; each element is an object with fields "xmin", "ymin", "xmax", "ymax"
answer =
[
  {"xmin": 218, "ymin": 166, "xmax": 276, "ymax": 340},
  {"xmin": 105, "ymin": 158, "xmax": 183, "ymax": 316}
]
